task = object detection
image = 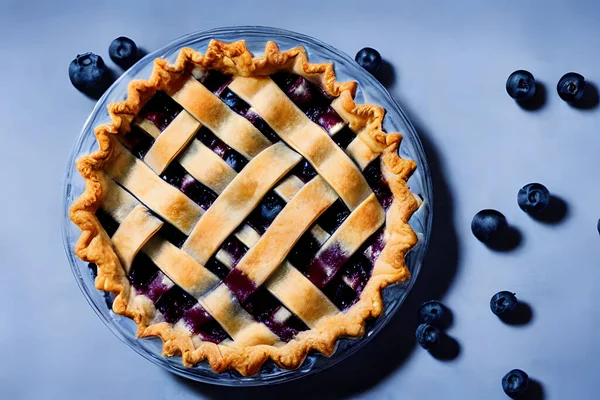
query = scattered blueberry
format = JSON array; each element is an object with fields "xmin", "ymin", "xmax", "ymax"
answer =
[
  {"xmin": 68, "ymin": 53, "xmax": 112, "ymax": 98},
  {"xmin": 415, "ymin": 323, "xmax": 441, "ymax": 350},
  {"xmin": 418, "ymin": 300, "xmax": 446, "ymax": 326},
  {"xmin": 471, "ymin": 209, "xmax": 508, "ymax": 243},
  {"xmin": 597, "ymin": 219, "xmax": 600, "ymax": 235},
  {"xmin": 355, "ymin": 47, "xmax": 382, "ymax": 75},
  {"xmin": 490, "ymin": 291, "xmax": 518, "ymax": 316},
  {"xmin": 506, "ymin": 70, "xmax": 537, "ymax": 101},
  {"xmin": 109, "ymin": 36, "xmax": 138, "ymax": 69},
  {"xmin": 502, "ymin": 369, "xmax": 529, "ymax": 398},
  {"xmin": 518, "ymin": 183, "xmax": 551, "ymax": 214},
  {"xmin": 557, "ymin": 72, "xmax": 586, "ymax": 102}
]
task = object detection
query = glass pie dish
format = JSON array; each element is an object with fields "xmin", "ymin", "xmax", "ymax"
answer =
[{"xmin": 61, "ymin": 26, "xmax": 433, "ymax": 386}]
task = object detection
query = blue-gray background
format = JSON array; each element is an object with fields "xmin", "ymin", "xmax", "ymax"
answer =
[{"xmin": 1, "ymin": 0, "xmax": 599, "ymax": 398}]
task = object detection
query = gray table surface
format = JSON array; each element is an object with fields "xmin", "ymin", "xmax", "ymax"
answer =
[{"xmin": 2, "ymin": 0, "xmax": 599, "ymax": 398}]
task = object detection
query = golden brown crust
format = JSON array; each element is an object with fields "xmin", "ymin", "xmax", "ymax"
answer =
[{"xmin": 69, "ymin": 39, "xmax": 419, "ymax": 376}]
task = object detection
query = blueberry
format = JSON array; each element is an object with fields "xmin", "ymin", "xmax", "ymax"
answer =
[
  {"xmin": 471, "ymin": 209, "xmax": 508, "ymax": 243},
  {"xmin": 597, "ymin": 219, "xmax": 600, "ymax": 235},
  {"xmin": 418, "ymin": 300, "xmax": 446, "ymax": 326},
  {"xmin": 490, "ymin": 291, "xmax": 518, "ymax": 316},
  {"xmin": 109, "ymin": 36, "xmax": 138, "ymax": 69},
  {"xmin": 506, "ymin": 70, "xmax": 536, "ymax": 101},
  {"xmin": 415, "ymin": 323, "xmax": 441, "ymax": 350},
  {"xmin": 518, "ymin": 183, "xmax": 550, "ymax": 214},
  {"xmin": 355, "ymin": 48, "xmax": 382, "ymax": 75},
  {"xmin": 502, "ymin": 369, "xmax": 529, "ymax": 398},
  {"xmin": 68, "ymin": 53, "xmax": 112, "ymax": 98},
  {"xmin": 557, "ymin": 72, "xmax": 586, "ymax": 102}
]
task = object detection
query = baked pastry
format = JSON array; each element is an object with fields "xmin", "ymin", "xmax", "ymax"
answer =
[{"xmin": 70, "ymin": 39, "xmax": 420, "ymax": 376}]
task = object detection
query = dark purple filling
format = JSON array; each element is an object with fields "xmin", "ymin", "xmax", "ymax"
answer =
[
  {"xmin": 332, "ymin": 126, "xmax": 356, "ymax": 149},
  {"xmin": 363, "ymin": 228, "xmax": 385, "ymax": 264},
  {"xmin": 323, "ymin": 276, "xmax": 358, "ymax": 310},
  {"xmin": 218, "ymin": 88, "xmax": 280, "ymax": 144},
  {"xmin": 287, "ymin": 232, "xmax": 323, "ymax": 275},
  {"xmin": 244, "ymin": 290, "xmax": 308, "ymax": 342},
  {"xmin": 316, "ymin": 199, "xmax": 350, "ymax": 234},
  {"xmin": 122, "ymin": 126, "xmax": 154, "ymax": 158},
  {"xmin": 161, "ymin": 163, "xmax": 217, "ymax": 210},
  {"xmin": 221, "ymin": 236, "xmax": 248, "ymax": 267},
  {"xmin": 95, "ymin": 209, "xmax": 119, "ymax": 237},
  {"xmin": 183, "ymin": 304, "xmax": 229, "ymax": 343},
  {"xmin": 195, "ymin": 127, "xmax": 248, "ymax": 172},
  {"xmin": 220, "ymin": 88, "xmax": 250, "ymax": 115},
  {"xmin": 291, "ymin": 159, "xmax": 318, "ymax": 183},
  {"xmin": 199, "ymin": 70, "xmax": 232, "ymax": 95},
  {"xmin": 339, "ymin": 254, "xmax": 373, "ymax": 294},
  {"xmin": 271, "ymin": 73, "xmax": 344, "ymax": 133},
  {"xmin": 307, "ymin": 243, "xmax": 347, "ymax": 288},
  {"xmin": 155, "ymin": 286, "xmax": 198, "ymax": 324},
  {"xmin": 363, "ymin": 158, "xmax": 393, "ymax": 209},
  {"xmin": 157, "ymin": 222, "xmax": 187, "ymax": 248},
  {"xmin": 223, "ymin": 268, "xmax": 258, "ymax": 305},
  {"xmin": 204, "ymin": 256, "xmax": 230, "ymax": 280},
  {"xmin": 245, "ymin": 192, "xmax": 286, "ymax": 234},
  {"xmin": 139, "ymin": 91, "xmax": 182, "ymax": 131},
  {"xmin": 128, "ymin": 254, "xmax": 171, "ymax": 302}
]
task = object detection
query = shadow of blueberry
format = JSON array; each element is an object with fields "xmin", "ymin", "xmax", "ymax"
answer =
[
  {"xmin": 571, "ymin": 81, "xmax": 599, "ymax": 110},
  {"xmin": 486, "ymin": 226, "xmax": 523, "ymax": 252},
  {"xmin": 435, "ymin": 303, "xmax": 454, "ymax": 330},
  {"xmin": 530, "ymin": 195, "xmax": 568, "ymax": 224},
  {"xmin": 517, "ymin": 81, "xmax": 547, "ymax": 111},
  {"xmin": 522, "ymin": 379, "xmax": 545, "ymax": 400},
  {"xmin": 430, "ymin": 334, "xmax": 461, "ymax": 361},
  {"xmin": 499, "ymin": 301, "xmax": 534, "ymax": 326},
  {"xmin": 375, "ymin": 60, "xmax": 396, "ymax": 89}
]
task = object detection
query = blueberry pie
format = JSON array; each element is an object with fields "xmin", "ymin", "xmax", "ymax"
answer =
[{"xmin": 70, "ymin": 40, "xmax": 420, "ymax": 375}]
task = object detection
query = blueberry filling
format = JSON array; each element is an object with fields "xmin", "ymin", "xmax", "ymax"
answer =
[
  {"xmin": 339, "ymin": 254, "xmax": 373, "ymax": 294},
  {"xmin": 223, "ymin": 268, "xmax": 258, "ymax": 304},
  {"xmin": 307, "ymin": 243, "xmax": 347, "ymax": 288},
  {"xmin": 183, "ymin": 304, "xmax": 229, "ymax": 343},
  {"xmin": 195, "ymin": 127, "xmax": 248, "ymax": 172},
  {"xmin": 155, "ymin": 286, "xmax": 198, "ymax": 324},
  {"xmin": 244, "ymin": 111, "xmax": 280, "ymax": 143},
  {"xmin": 121, "ymin": 126, "xmax": 154, "ymax": 158},
  {"xmin": 204, "ymin": 256, "xmax": 230, "ymax": 280},
  {"xmin": 220, "ymin": 88, "xmax": 250, "ymax": 115},
  {"xmin": 286, "ymin": 232, "xmax": 323, "ymax": 274},
  {"xmin": 323, "ymin": 277, "xmax": 358, "ymax": 310},
  {"xmin": 161, "ymin": 163, "xmax": 218, "ymax": 209},
  {"xmin": 291, "ymin": 159, "xmax": 318, "ymax": 183},
  {"xmin": 332, "ymin": 126, "xmax": 356, "ymax": 149},
  {"xmin": 271, "ymin": 73, "xmax": 344, "ymax": 133},
  {"xmin": 127, "ymin": 254, "xmax": 172, "ymax": 303},
  {"xmin": 95, "ymin": 209, "xmax": 119, "ymax": 237},
  {"xmin": 316, "ymin": 199, "xmax": 351, "ymax": 234},
  {"xmin": 157, "ymin": 221, "xmax": 187, "ymax": 248},
  {"xmin": 246, "ymin": 192, "xmax": 287, "ymax": 234},
  {"xmin": 139, "ymin": 91, "xmax": 182, "ymax": 131},
  {"xmin": 220, "ymin": 236, "xmax": 248, "ymax": 267},
  {"xmin": 199, "ymin": 70, "xmax": 232, "ymax": 94},
  {"xmin": 244, "ymin": 290, "xmax": 308, "ymax": 342},
  {"xmin": 363, "ymin": 158, "xmax": 393, "ymax": 209}
]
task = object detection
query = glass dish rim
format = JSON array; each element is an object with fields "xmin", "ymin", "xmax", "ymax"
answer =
[{"xmin": 61, "ymin": 25, "xmax": 433, "ymax": 386}]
